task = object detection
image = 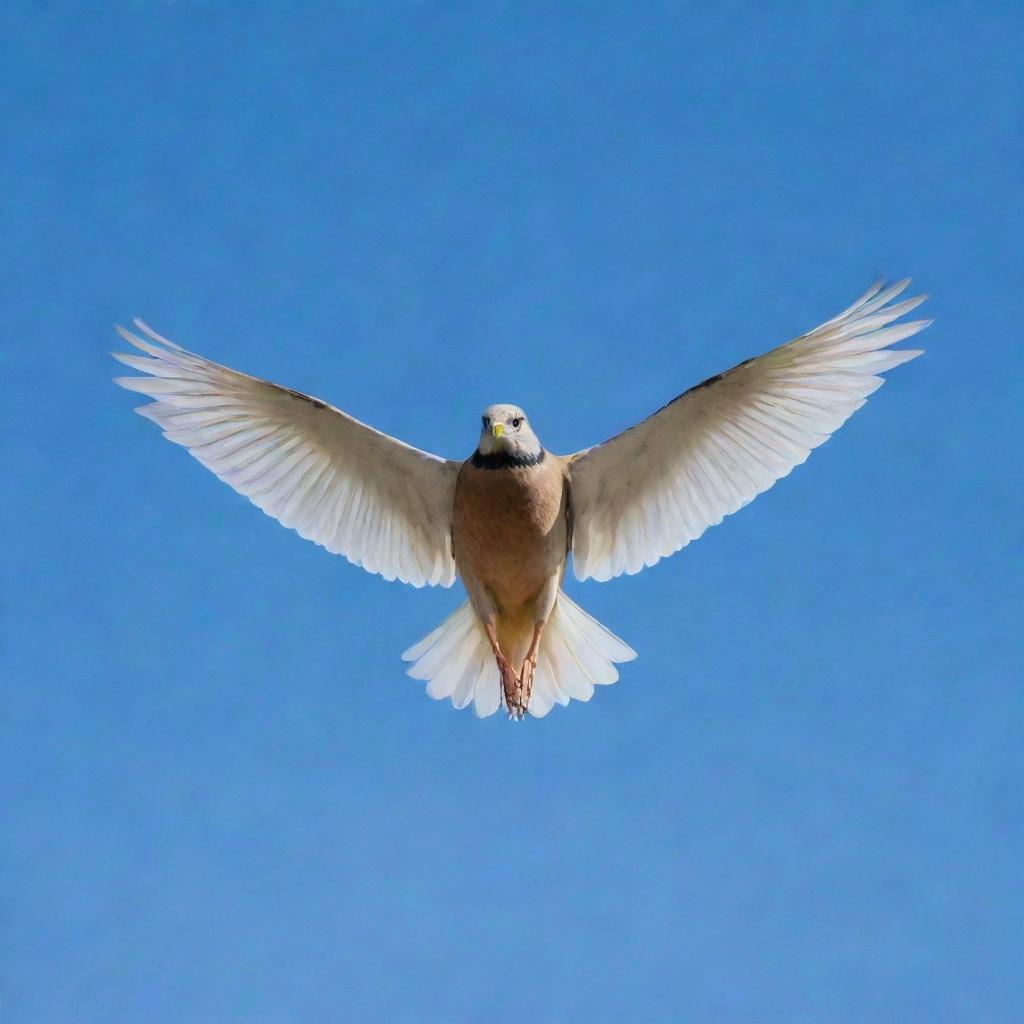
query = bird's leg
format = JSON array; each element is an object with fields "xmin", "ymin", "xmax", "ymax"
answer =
[
  {"xmin": 518, "ymin": 621, "xmax": 545, "ymax": 715},
  {"xmin": 485, "ymin": 623, "xmax": 523, "ymax": 719}
]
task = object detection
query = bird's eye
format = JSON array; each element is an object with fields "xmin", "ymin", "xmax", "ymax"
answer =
[
  {"xmin": 482, "ymin": 416, "xmax": 489, "ymax": 429},
  {"xmin": 512, "ymin": 418, "xmax": 522, "ymax": 429}
]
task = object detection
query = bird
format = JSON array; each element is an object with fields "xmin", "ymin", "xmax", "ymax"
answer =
[{"xmin": 113, "ymin": 278, "xmax": 928, "ymax": 720}]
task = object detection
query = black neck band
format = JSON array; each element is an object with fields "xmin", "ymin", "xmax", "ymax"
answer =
[{"xmin": 470, "ymin": 448, "xmax": 546, "ymax": 470}]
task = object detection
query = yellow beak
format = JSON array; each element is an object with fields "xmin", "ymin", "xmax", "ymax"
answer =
[{"xmin": 492, "ymin": 423, "xmax": 504, "ymax": 439}]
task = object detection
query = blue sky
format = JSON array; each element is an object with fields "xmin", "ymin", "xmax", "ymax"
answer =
[{"xmin": 3, "ymin": 3, "xmax": 1021, "ymax": 1022}]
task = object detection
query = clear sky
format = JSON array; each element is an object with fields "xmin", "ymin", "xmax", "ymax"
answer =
[{"xmin": 3, "ymin": 3, "xmax": 1021, "ymax": 1022}]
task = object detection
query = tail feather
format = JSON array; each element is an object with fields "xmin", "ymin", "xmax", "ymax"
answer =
[
  {"xmin": 402, "ymin": 591, "xmax": 636, "ymax": 719},
  {"xmin": 546, "ymin": 625, "xmax": 592, "ymax": 702},
  {"xmin": 526, "ymin": 592, "xmax": 636, "ymax": 718},
  {"xmin": 472, "ymin": 659, "xmax": 502, "ymax": 717},
  {"xmin": 402, "ymin": 602, "xmax": 470, "ymax": 664},
  {"xmin": 402, "ymin": 604, "xmax": 502, "ymax": 717},
  {"xmin": 558, "ymin": 595, "xmax": 637, "ymax": 663},
  {"xmin": 409, "ymin": 607, "xmax": 476, "ymax": 684}
]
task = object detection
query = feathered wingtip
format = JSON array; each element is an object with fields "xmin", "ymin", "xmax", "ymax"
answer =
[{"xmin": 111, "ymin": 319, "xmax": 203, "ymax": 392}]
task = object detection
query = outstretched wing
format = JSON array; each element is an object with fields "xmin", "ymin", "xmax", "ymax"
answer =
[
  {"xmin": 114, "ymin": 321, "xmax": 458, "ymax": 587},
  {"xmin": 568, "ymin": 279, "xmax": 929, "ymax": 582}
]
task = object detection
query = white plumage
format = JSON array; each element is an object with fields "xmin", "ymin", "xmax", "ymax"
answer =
[
  {"xmin": 569, "ymin": 278, "xmax": 927, "ymax": 581},
  {"xmin": 114, "ymin": 279, "xmax": 927, "ymax": 720},
  {"xmin": 401, "ymin": 592, "xmax": 636, "ymax": 718},
  {"xmin": 114, "ymin": 320, "xmax": 458, "ymax": 587}
]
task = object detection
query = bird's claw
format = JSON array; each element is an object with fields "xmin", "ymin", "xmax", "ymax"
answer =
[
  {"xmin": 518, "ymin": 655, "xmax": 536, "ymax": 717},
  {"xmin": 498, "ymin": 655, "xmax": 525, "ymax": 720}
]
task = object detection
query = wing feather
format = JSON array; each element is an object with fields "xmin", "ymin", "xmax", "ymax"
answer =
[
  {"xmin": 114, "ymin": 321, "xmax": 458, "ymax": 587},
  {"xmin": 568, "ymin": 280, "xmax": 929, "ymax": 582}
]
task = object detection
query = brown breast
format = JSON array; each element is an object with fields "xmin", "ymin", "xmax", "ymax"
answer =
[{"xmin": 453, "ymin": 454, "xmax": 569, "ymax": 611}]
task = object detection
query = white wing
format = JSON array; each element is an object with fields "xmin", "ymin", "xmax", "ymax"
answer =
[
  {"xmin": 569, "ymin": 279, "xmax": 929, "ymax": 582},
  {"xmin": 114, "ymin": 320, "xmax": 458, "ymax": 587}
]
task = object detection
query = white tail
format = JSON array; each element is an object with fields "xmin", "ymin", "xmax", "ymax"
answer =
[{"xmin": 402, "ymin": 592, "xmax": 636, "ymax": 719}]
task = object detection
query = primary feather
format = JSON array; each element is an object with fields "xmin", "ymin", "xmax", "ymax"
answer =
[
  {"xmin": 568, "ymin": 278, "xmax": 928, "ymax": 582},
  {"xmin": 113, "ymin": 320, "xmax": 458, "ymax": 587}
]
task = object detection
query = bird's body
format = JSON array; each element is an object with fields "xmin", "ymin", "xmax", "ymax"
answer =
[
  {"xmin": 453, "ymin": 452, "xmax": 568, "ymax": 616},
  {"xmin": 453, "ymin": 444, "xmax": 571, "ymax": 713},
  {"xmin": 114, "ymin": 279, "xmax": 930, "ymax": 720}
]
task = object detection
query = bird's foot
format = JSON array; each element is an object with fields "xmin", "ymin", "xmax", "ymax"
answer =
[
  {"xmin": 497, "ymin": 653, "xmax": 525, "ymax": 720},
  {"xmin": 518, "ymin": 656, "xmax": 537, "ymax": 716}
]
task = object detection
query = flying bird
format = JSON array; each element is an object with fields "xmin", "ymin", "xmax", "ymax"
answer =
[{"xmin": 114, "ymin": 278, "xmax": 928, "ymax": 720}]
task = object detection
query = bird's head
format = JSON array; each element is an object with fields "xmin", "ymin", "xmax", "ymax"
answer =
[{"xmin": 474, "ymin": 404, "xmax": 543, "ymax": 464}]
